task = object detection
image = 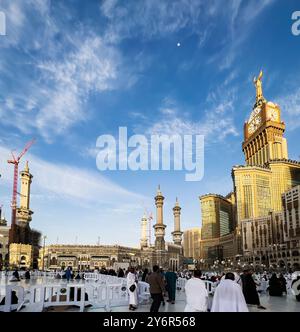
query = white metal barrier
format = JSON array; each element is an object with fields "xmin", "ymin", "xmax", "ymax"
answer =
[
  {"xmin": 138, "ymin": 281, "xmax": 151, "ymax": 304},
  {"xmin": 0, "ymin": 285, "xmax": 25, "ymax": 312},
  {"xmin": 0, "ymin": 280, "xmax": 151, "ymax": 312},
  {"xmin": 23, "ymin": 284, "xmax": 86, "ymax": 312}
]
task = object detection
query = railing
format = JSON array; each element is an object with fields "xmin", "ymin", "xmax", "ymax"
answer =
[
  {"xmin": 0, "ymin": 278, "xmax": 151, "ymax": 312},
  {"xmin": 0, "ymin": 285, "xmax": 25, "ymax": 312},
  {"xmin": 23, "ymin": 284, "xmax": 86, "ymax": 312}
]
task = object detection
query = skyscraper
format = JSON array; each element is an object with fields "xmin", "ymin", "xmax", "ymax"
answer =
[{"xmin": 199, "ymin": 71, "xmax": 300, "ymax": 269}]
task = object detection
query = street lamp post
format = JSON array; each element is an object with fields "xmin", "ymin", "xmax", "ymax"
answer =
[
  {"xmin": 18, "ymin": 244, "xmax": 21, "ymax": 270},
  {"xmin": 42, "ymin": 236, "xmax": 47, "ymax": 271}
]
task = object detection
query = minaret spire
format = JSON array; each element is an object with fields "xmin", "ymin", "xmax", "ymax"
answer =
[
  {"xmin": 16, "ymin": 161, "xmax": 33, "ymax": 229},
  {"xmin": 140, "ymin": 214, "xmax": 148, "ymax": 249},
  {"xmin": 172, "ymin": 198, "xmax": 183, "ymax": 246},
  {"xmin": 25, "ymin": 160, "xmax": 29, "ymax": 173},
  {"xmin": 154, "ymin": 186, "xmax": 167, "ymax": 266}
]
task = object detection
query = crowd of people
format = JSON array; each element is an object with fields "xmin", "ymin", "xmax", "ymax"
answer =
[
  {"xmin": 124, "ymin": 266, "xmax": 300, "ymax": 312},
  {"xmin": 3, "ymin": 265, "xmax": 300, "ymax": 312}
]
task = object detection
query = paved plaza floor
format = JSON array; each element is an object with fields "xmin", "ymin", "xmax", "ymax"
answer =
[{"xmin": 88, "ymin": 292, "xmax": 300, "ymax": 313}]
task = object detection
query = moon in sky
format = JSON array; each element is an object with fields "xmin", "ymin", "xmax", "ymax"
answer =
[{"xmin": 177, "ymin": 42, "xmax": 181, "ymax": 47}]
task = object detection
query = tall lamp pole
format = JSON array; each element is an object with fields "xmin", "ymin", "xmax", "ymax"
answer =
[{"xmin": 42, "ymin": 235, "xmax": 47, "ymax": 271}]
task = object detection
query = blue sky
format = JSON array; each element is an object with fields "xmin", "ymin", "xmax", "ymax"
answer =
[{"xmin": 0, "ymin": 0, "xmax": 300, "ymax": 247}]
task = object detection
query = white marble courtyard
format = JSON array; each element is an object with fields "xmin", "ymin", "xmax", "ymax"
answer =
[
  {"xmin": 1, "ymin": 272, "xmax": 299, "ymax": 312},
  {"xmin": 88, "ymin": 292, "xmax": 300, "ymax": 313}
]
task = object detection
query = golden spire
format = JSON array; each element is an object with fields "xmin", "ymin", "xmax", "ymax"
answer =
[{"xmin": 253, "ymin": 70, "xmax": 264, "ymax": 103}]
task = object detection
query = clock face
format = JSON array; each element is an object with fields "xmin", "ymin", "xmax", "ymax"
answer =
[
  {"xmin": 248, "ymin": 114, "xmax": 262, "ymax": 135},
  {"xmin": 267, "ymin": 109, "xmax": 278, "ymax": 121},
  {"xmin": 249, "ymin": 107, "xmax": 261, "ymax": 122}
]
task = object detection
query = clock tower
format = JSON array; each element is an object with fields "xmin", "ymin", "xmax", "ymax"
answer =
[{"xmin": 242, "ymin": 71, "xmax": 288, "ymax": 166}]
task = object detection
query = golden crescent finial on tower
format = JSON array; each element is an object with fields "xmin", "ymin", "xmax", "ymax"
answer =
[{"xmin": 253, "ymin": 70, "xmax": 264, "ymax": 103}]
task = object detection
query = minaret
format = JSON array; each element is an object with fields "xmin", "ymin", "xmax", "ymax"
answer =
[
  {"xmin": 140, "ymin": 214, "xmax": 148, "ymax": 249},
  {"xmin": 16, "ymin": 161, "xmax": 33, "ymax": 228},
  {"xmin": 172, "ymin": 198, "xmax": 183, "ymax": 246},
  {"xmin": 154, "ymin": 185, "xmax": 166, "ymax": 251}
]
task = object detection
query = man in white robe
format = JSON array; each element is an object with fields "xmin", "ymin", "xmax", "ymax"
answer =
[
  {"xmin": 211, "ymin": 272, "xmax": 249, "ymax": 312},
  {"xmin": 184, "ymin": 270, "xmax": 208, "ymax": 312},
  {"xmin": 127, "ymin": 267, "xmax": 138, "ymax": 310}
]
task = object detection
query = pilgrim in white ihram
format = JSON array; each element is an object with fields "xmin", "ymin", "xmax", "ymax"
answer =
[{"xmin": 211, "ymin": 273, "xmax": 249, "ymax": 312}]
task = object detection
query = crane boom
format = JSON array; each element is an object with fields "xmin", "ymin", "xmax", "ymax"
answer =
[
  {"xmin": 17, "ymin": 138, "xmax": 36, "ymax": 161},
  {"xmin": 7, "ymin": 138, "xmax": 35, "ymax": 244}
]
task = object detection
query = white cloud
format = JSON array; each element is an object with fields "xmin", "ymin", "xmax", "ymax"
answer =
[
  {"xmin": 206, "ymin": 0, "xmax": 275, "ymax": 70},
  {"xmin": 5, "ymin": 97, "xmax": 14, "ymax": 109},
  {"xmin": 100, "ymin": 0, "xmax": 275, "ymax": 72},
  {"xmin": 100, "ymin": 0, "xmax": 207, "ymax": 43},
  {"xmin": 146, "ymin": 101, "xmax": 238, "ymax": 144},
  {"xmin": 137, "ymin": 85, "xmax": 238, "ymax": 144},
  {"xmin": 0, "ymin": 1, "xmax": 141, "ymax": 141},
  {"xmin": 1, "ymin": 32, "xmax": 134, "ymax": 140},
  {"xmin": 0, "ymin": 145, "xmax": 149, "ymax": 207},
  {"xmin": 275, "ymin": 87, "xmax": 300, "ymax": 130}
]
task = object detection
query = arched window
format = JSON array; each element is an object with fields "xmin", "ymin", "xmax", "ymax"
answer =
[
  {"xmin": 50, "ymin": 257, "xmax": 57, "ymax": 266},
  {"xmin": 292, "ymin": 250, "xmax": 299, "ymax": 257}
]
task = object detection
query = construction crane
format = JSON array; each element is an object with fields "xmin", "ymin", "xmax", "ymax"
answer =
[{"xmin": 7, "ymin": 138, "xmax": 35, "ymax": 244}]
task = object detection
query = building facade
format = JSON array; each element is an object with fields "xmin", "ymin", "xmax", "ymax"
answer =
[
  {"xmin": 9, "ymin": 243, "xmax": 32, "ymax": 269},
  {"xmin": 0, "ymin": 215, "xmax": 9, "ymax": 269},
  {"xmin": 199, "ymin": 71, "xmax": 300, "ymax": 271},
  {"xmin": 281, "ymin": 185, "xmax": 300, "ymax": 269},
  {"xmin": 199, "ymin": 194, "xmax": 236, "ymax": 266},
  {"xmin": 233, "ymin": 71, "xmax": 300, "ymax": 270},
  {"xmin": 183, "ymin": 228, "xmax": 201, "ymax": 260},
  {"xmin": 39, "ymin": 245, "xmax": 142, "ymax": 271}
]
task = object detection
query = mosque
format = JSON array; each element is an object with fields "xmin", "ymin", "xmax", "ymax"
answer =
[
  {"xmin": 38, "ymin": 186, "xmax": 183, "ymax": 271},
  {"xmin": 0, "ymin": 165, "xmax": 183, "ymax": 270}
]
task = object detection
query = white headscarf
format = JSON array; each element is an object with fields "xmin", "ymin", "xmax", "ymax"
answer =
[
  {"xmin": 220, "ymin": 272, "xmax": 242, "ymax": 286},
  {"xmin": 184, "ymin": 277, "xmax": 208, "ymax": 312},
  {"xmin": 211, "ymin": 279, "xmax": 249, "ymax": 312}
]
